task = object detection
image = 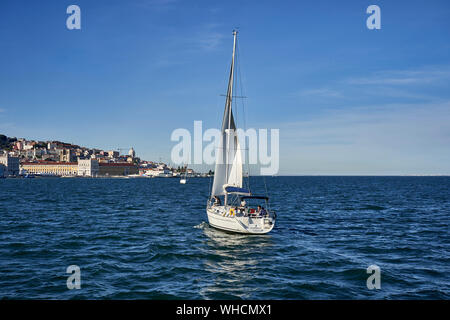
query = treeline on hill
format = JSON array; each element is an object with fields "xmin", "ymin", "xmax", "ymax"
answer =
[{"xmin": 0, "ymin": 134, "xmax": 16, "ymax": 151}]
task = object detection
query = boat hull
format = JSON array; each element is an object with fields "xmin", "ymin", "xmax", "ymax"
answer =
[{"xmin": 206, "ymin": 207, "xmax": 275, "ymax": 234}]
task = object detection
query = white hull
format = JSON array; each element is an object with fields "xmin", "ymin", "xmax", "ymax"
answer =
[
  {"xmin": 206, "ymin": 206, "xmax": 275, "ymax": 234},
  {"xmin": 180, "ymin": 179, "xmax": 187, "ymax": 184}
]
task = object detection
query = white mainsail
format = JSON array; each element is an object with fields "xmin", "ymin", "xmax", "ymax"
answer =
[
  {"xmin": 227, "ymin": 137, "xmax": 243, "ymax": 187},
  {"xmin": 211, "ymin": 30, "xmax": 243, "ymax": 196}
]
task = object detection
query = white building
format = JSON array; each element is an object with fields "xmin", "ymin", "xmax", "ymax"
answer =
[
  {"xmin": 0, "ymin": 154, "xmax": 20, "ymax": 176},
  {"xmin": 23, "ymin": 141, "xmax": 35, "ymax": 150},
  {"xmin": 77, "ymin": 159, "xmax": 99, "ymax": 177},
  {"xmin": 144, "ymin": 165, "xmax": 173, "ymax": 177}
]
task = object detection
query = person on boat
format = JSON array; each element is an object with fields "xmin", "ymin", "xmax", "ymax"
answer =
[
  {"xmin": 257, "ymin": 205, "xmax": 267, "ymax": 217},
  {"xmin": 213, "ymin": 196, "xmax": 221, "ymax": 206},
  {"xmin": 237, "ymin": 199, "xmax": 246, "ymax": 214},
  {"xmin": 260, "ymin": 206, "xmax": 268, "ymax": 216}
]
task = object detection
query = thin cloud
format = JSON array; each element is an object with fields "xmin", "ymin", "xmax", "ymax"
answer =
[
  {"xmin": 134, "ymin": 0, "xmax": 178, "ymax": 10},
  {"xmin": 293, "ymin": 65, "xmax": 450, "ymax": 107},
  {"xmin": 185, "ymin": 24, "xmax": 226, "ymax": 52},
  {"xmin": 296, "ymin": 88, "xmax": 343, "ymax": 98},
  {"xmin": 168, "ymin": 25, "xmax": 225, "ymax": 54},
  {"xmin": 195, "ymin": 32, "xmax": 225, "ymax": 51},
  {"xmin": 345, "ymin": 67, "xmax": 450, "ymax": 85}
]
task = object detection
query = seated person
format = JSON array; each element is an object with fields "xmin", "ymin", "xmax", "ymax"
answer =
[
  {"xmin": 213, "ymin": 196, "xmax": 221, "ymax": 206},
  {"xmin": 260, "ymin": 206, "xmax": 268, "ymax": 216},
  {"xmin": 256, "ymin": 205, "xmax": 268, "ymax": 217},
  {"xmin": 249, "ymin": 206, "xmax": 260, "ymax": 217}
]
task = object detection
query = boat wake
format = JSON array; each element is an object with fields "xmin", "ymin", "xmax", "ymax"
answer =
[{"xmin": 193, "ymin": 221, "xmax": 208, "ymax": 229}]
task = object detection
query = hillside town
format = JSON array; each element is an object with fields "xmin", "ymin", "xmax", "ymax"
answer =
[{"xmin": 0, "ymin": 134, "xmax": 209, "ymax": 178}]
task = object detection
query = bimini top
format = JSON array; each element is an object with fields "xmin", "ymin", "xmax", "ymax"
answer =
[
  {"xmin": 223, "ymin": 186, "xmax": 251, "ymax": 195},
  {"xmin": 240, "ymin": 195, "xmax": 269, "ymax": 201}
]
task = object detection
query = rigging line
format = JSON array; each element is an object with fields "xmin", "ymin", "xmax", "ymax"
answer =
[
  {"xmin": 208, "ymin": 173, "xmax": 212, "ymax": 199},
  {"xmin": 261, "ymin": 173, "xmax": 271, "ymax": 213}
]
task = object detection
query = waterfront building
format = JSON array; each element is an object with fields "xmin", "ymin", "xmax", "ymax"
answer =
[
  {"xmin": 0, "ymin": 154, "xmax": 20, "ymax": 176},
  {"xmin": 128, "ymin": 147, "xmax": 135, "ymax": 158},
  {"xmin": 14, "ymin": 141, "xmax": 23, "ymax": 150},
  {"xmin": 77, "ymin": 159, "xmax": 99, "ymax": 177},
  {"xmin": 23, "ymin": 142, "xmax": 35, "ymax": 150},
  {"xmin": 59, "ymin": 149, "xmax": 75, "ymax": 162},
  {"xmin": 99, "ymin": 162, "xmax": 138, "ymax": 176},
  {"xmin": 108, "ymin": 150, "xmax": 119, "ymax": 159},
  {"xmin": 143, "ymin": 166, "xmax": 173, "ymax": 177},
  {"xmin": 33, "ymin": 148, "xmax": 46, "ymax": 159},
  {"xmin": 21, "ymin": 161, "xmax": 78, "ymax": 176}
]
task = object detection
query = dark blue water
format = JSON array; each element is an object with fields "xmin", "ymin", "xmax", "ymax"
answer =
[{"xmin": 0, "ymin": 176, "xmax": 449, "ymax": 299}]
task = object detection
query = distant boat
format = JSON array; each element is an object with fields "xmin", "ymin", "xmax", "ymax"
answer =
[
  {"xmin": 206, "ymin": 31, "xmax": 276, "ymax": 234},
  {"xmin": 180, "ymin": 164, "xmax": 188, "ymax": 184}
]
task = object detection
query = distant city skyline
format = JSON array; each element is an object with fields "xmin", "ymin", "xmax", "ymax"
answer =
[{"xmin": 1, "ymin": 0, "xmax": 449, "ymax": 175}]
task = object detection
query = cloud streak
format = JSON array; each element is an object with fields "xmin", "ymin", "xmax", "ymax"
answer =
[
  {"xmin": 296, "ymin": 88, "xmax": 343, "ymax": 98},
  {"xmin": 345, "ymin": 66, "xmax": 450, "ymax": 86}
]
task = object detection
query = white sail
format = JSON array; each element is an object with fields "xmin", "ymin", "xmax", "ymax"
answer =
[
  {"xmin": 227, "ymin": 136, "xmax": 243, "ymax": 187},
  {"xmin": 211, "ymin": 30, "xmax": 242, "ymax": 196},
  {"xmin": 211, "ymin": 135, "xmax": 226, "ymax": 196}
]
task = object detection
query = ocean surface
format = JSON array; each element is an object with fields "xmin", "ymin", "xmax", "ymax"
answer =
[{"xmin": 0, "ymin": 176, "xmax": 449, "ymax": 299}]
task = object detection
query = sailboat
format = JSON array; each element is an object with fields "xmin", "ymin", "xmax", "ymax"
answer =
[
  {"xmin": 180, "ymin": 164, "xmax": 187, "ymax": 184},
  {"xmin": 206, "ymin": 30, "xmax": 276, "ymax": 234}
]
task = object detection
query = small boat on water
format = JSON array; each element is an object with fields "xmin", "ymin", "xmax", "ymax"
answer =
[
  {"xmin": 206, "ymin": 31, "xmax": 276, "ymax": 234},
  {"xmin": 180, "ymin": 165, "xmax": 188, "ymax": 184}
]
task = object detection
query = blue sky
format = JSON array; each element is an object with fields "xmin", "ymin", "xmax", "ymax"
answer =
[{"xmin": 0, "ymin": 0, "xmax": 449, "ymax": 174}]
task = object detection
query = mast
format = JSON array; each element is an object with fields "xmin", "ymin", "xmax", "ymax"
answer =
[
  {"xmin": 224, "ymin": 30, "xmax": 237, "ymax": 206},
  {"xmin": 211, "ymin": 30, "xmax": 242, "ymax": 203},
  {"xmin": 227, "ymin": 30, "xmax": 237, "ymax": 129},
  {"xmin": 225, "ymin": 30, "xmax": 237, "ymax": 184}
]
